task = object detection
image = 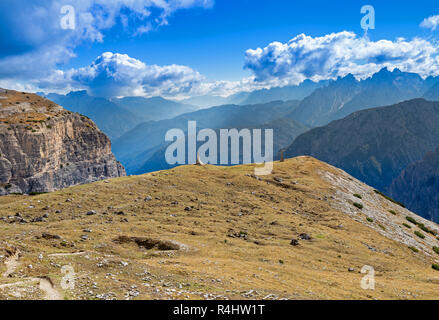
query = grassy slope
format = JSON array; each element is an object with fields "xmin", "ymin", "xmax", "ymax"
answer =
[{"xmin": 1, "ymin": 157, "xmax": 439, "ymax": 300}]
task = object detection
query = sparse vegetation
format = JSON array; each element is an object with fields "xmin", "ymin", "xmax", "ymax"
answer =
[
  {"xmin": 374, "ymin": 190, "xmax": 405, "ymax": 208},
  {"xmin": 414, "ymin": 231, "xmax": 425, "ymax": 239},
  {"xmin": 433, "ymin": 264, "xmax": 439, "ymax": 271},
  {"xmin": 403, "ymin": 223, "xmax": 412, "ymax": 229},
  {"xmin": 433, "ymin": 247, "xmax": 439, "ymax": 255},
  {"xmin": 0, "ymin": 148, "xmax": 438, "ymax": 299},
  {"xmin": 389, "ymin": 210, "xmax": 397, "ymax": 215},
  {"xmin": 366, "ymin": 217, "xmax": 373, "ymax": 223},
  {"xmin": 408, "ymin": 246, "xmax": 419, "ymax": 253},
  {"xmin": 353, "ymin": 202, "xmax": 363, "ymax": 210},
  {"xmin": 406, "ymin": 216, "xmax": 418, "ymax": 225},
  {"xmin": 417, "ymin": 223, "xmax": 437, "ymax": 236},
  {"xmin": 353, "ymin": 194, "xmax": 362, "ymax": 199}
]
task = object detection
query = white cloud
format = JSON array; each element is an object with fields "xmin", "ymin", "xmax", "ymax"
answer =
[
  {"xmin": 244, "ymin": 31, "xmax": 439, "ymax": 85},
  {"xmin": 420, "ymin": 15, "xmax": 439, "ymax": 31},
  {"xmin": 0, "ymin": 0, "xmax": 214, "ymax": 82},
  {"xmin": 37, "ymin": 52, "xmax": 207, "ymax": 98}
]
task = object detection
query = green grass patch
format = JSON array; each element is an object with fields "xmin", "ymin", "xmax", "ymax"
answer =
[
  {"xmin": 353, "ymin": 202, "xmax": 363, "ymax": 210},
  {"xmin": 433, "ymin": 264, "xmax": 439, "ymax": 271},
  {"xmin": 418, "ymin": 223, "xmax": 437, "ymax": 236},
  {"xmin": 414, "ymin": 231, "xmax": 425, "ymax": 239},
  {"xmin": 406, "ymin": 216, "xmax": 418, "ymax": 225},
  {"xmin": 408, "ymin": 246, "xmax": 419, "ymax": 253}
]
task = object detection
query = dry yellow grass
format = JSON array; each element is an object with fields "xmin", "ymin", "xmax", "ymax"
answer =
[
  {"xmin": 0, "ymin": 89, "xmax": 64, "ymax": 124},
  {"xmin": 0, "ymin": 157, "xmax": 439, "ymax": 300}
]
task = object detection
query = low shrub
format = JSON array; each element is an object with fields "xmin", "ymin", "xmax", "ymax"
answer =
[
  {"xmin": 406, "ymin": 216, "xmax": 418, "ymax": 225},
  {"xmin": 353, "ymin": 202, "xmax": 363, "ymax": 210},
  {"xmin": 374, "ymin": 190, "xmax": 405, "ymax": 208},
  {"xmin": 418, "ymin": 224, "xmax": 437, "ymax": 236},
  {"xmin": 414, "ymin": 231, "xmax": 425, "ymax": 239}
]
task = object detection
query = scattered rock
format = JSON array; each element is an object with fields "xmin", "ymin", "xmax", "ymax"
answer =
[
  {"xmin": 41, "ymin": 233, "xmax": 61, "ymax": 240},
  {"xmin": 31, "ymin": 216, "xmax": 46, "ymax": 223},
  {"xmin": 114, "ymin": 236, "xmax": 183, "ymax": 251},
  {"xmin": 290, "ymin": 239, "xmax": 300, "ymax": 246},
  {"xmin": 228, "ymin": 231, "xmax": 248, "ymax": 240},
  {"xmin": 299, "ymin": 233, "xmax": 312, "ymax": 241}
]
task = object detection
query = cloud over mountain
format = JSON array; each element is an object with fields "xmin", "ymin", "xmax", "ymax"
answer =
[
  {"xmin": 244, "ymin": 31, "xmax": 439, "ymax": 84},
  {"xmin": 2, "ymin": 2, "xmax": 439, "ymax": 100},
  {"xmin": 69, "ymin": 52, "xmax": 205, "ymax": 98}
]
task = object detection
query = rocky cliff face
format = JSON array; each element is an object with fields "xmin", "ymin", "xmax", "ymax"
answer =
[{"xmin": 0, "ymin": 88, "xmax": 125, "ymax": 195}]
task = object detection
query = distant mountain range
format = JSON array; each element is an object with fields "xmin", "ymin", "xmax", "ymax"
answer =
[
  {"xmin": 112, "ymin": 96, "xmax": 199, "ymax": 123},
  {"xmin": 113, "ymin": 100, "xmax": 307, "ymax": 174},
  {"xmin": 43, "ymin": 91, "xmax": 197, "ymax": 139},
  {"xmin": 136, "ymin": 117, "xmax": 309, "ymax": 174},
  {"xmin": 289, "ymin": 68, "xmax": 439, "ymax": 127},
  {"xmin": 287, "ymin": 99, "xmax": 439, "ymax": 194},
  {"xmin": 35, "ymin": 69, "xmax": 439, "ymax": 223},
  {"xmin": 46, "ymin": 91, "xmax": 140, "ymax": 140},
  {"xmin": 239, "ymin": 80, "xmax": 327, "ymax": 105},
  {"xmin": 181, "ymin": 80, "xmax": 327, "ymax": 108}
]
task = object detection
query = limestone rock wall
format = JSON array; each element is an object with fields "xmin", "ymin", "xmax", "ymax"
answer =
[{"xmin": 0, "ymin": 89, "xmax": 126, "ymax": 195}]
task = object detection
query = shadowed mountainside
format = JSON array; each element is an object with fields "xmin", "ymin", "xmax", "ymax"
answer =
[
  {"xmin": 390, "ymin": 146, "xmax": 439, "ymax": 222},
  {"xmin": 286, "ymin": 99, "xmax": 439, "ymax": 194}
]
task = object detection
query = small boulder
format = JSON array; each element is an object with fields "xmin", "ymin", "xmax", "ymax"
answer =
[{"xmin": 299, "ymin": 233, "xmax": 312, "ymax": 241}]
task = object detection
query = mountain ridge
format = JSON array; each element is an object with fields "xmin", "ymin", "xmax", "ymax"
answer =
[{"xmin": 286, "ymin": 98, "xmax": 439, "ymax": 199}]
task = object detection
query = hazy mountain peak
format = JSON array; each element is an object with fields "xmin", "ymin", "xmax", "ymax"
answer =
[{"xmin": 66, "ymin": 90, "xmax": 89, "ymax": 97}]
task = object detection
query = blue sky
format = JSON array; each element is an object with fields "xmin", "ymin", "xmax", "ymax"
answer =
[
  {"xmin": 1, "ymin": 0, "xmax": 439, "ymax": 98},
  {"xmin": 69, "ymin": 0, "xmax": 439, "ymax": 81}
]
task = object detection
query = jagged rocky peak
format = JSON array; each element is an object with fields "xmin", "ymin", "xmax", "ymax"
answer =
[{"xmin": 0, "ymin": 88, "xmax": 126, "ymax": 195}]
